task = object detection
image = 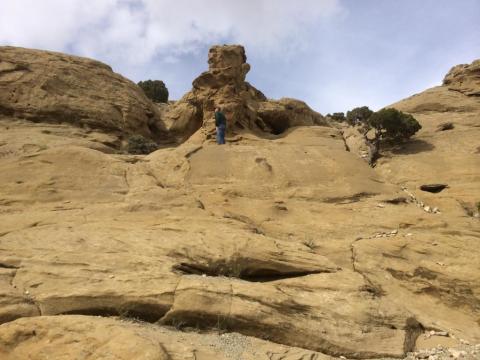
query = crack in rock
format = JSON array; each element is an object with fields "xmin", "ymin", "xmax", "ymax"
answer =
[
  {"xmin": 172, "ymin": 261, "xmax": 333, "ymax": 283},
  {"xmin": 349, "ymin": 241, "xmax": 385, "ymax": 298}
]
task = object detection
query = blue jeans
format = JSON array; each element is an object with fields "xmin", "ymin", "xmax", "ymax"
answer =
[{"xmin": 216, "ymin": 125, "xmax": 226, "ymax": 144}]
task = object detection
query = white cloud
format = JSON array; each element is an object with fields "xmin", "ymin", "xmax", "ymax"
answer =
[
  {"xmin": 0, "ymin": 1, "xmax": 116, "ymax": 51},
  {"xmin": 0, "ymin": 0, "xmax": 343, "ymax": 64}
]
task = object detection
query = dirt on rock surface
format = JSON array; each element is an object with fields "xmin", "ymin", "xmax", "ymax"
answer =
[{"xmin": 0, "ymin": 46, "xmax": 479, "ymax": 360}]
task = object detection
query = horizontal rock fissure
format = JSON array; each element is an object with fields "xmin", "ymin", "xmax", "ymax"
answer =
[
  {"xmin": 420, "ymin": 184, "xmax": 448, "ymax": 193},
  {"xmin": 59, "ymin": 304, "xmax": 168, "ymax": 323},
  {"xmin": 172, "ymin": 262, "xmax": 330, "ymax": 282},
  {"xmin": 0, "ymin": 263, "xmax": 19, "ymax": 269},
  {"xmin": 323, "ymin": 192, "xmax": 377, "ymax": 204},
  {"xmin": 240, "ymin": 270, "xmax": 328, "ymax": 282}
]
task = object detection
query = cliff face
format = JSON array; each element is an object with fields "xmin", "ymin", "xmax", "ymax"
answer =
[
  {"xmin": 0, "ymin": 47, "xmax": 479, "ymax": 360},
  {"xmin": 0, "ymin": 46, "xmax": 168, "ymax": 140}
]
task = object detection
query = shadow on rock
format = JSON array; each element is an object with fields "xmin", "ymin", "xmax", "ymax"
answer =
[{"xmin": 391, "ymin": 139, "xmax": 435, "ymax": 155}]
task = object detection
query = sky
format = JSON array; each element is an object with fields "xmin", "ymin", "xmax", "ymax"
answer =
[{"xmin": 1, "ymin": 0, "xmax": 479, "ymax": 113}]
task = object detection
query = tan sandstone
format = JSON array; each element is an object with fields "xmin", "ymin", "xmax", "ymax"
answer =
[
  {"xmin": 0, "ymin": 46, "xmax": 168, "ymax": 141},
  {"xmin": 0, "ymin": 46, "xmax": 479, "ymax": 360}
]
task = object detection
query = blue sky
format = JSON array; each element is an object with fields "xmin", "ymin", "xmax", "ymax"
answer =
[{"xmin": 1, "ymin": 0, "xmax": 479, "ymax": 113}]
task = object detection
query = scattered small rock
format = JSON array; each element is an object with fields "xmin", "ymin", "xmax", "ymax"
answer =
[
  {"xmin": 407, "ymin": 344, "xmax": 480, "ymax": 360},
  {"xmin": 364, "ymin": 230, "xmax": 400, "ymax": 240},
  {"xmin": 449, "ymin": 349, "xmax": 467, "ymax": 359},
  {"xmin": 402, "ymin": 187, "xmax": 440, "ymax": 215}
]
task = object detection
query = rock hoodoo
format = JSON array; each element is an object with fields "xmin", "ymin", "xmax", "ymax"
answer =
[{"xmin": 166, "ymin": 45, "xmax": 327, "ymax": 142}]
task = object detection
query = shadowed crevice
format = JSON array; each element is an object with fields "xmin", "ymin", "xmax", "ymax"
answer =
[
  {"xmin": 60, "ymin": 303, "xmax": 168, "ymax": 323},
  {"xmin": 172, "ymin": 261, "xmax": 334, "ymax": 283},
  {"xmin": 420, "ymin": 184, "xmax": 448, "ymax": 193}
]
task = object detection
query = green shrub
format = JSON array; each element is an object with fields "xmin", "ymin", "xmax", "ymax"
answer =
[
  {"xmin": 346, "ymin": 106, "xmax": 374, "ymax": 125},
  {"xmin": 137, "ymin": 80, "xmax": 169, "ymax": 103},
  {"xmin": 368, "ymin": 108, "xmax": 421, "ymax": 142},
  {"xmin": 127, "ymin": 135, "xmax": 158, "ymax": 155},
  {"xmin": 329, "ymin": 112, "xmax": 346, "ymax": 122}
]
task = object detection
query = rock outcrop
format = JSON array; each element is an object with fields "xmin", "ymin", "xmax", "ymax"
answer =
[
  {"xmin": 0, "ymin": 46, "xmax": 167, "ymax": 140},
  {"xmin": 1, "ymin": 47, "xmax": 480, "ymax": 360},
  {"xmin": 387, "ymin": 59, "xmax": 480, "ymax": 213},
  {"xmin": 443, "ymin": 59, "xmax": 480, "ymax": 96},
  {"xmin": 166, "ymin": 45, "xmax": 328, "ymax": 142}
]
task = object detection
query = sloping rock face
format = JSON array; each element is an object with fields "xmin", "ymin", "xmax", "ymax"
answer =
[
  {"xmin": 166, "ymin": 45, "xmax": 327, "ymax": 142},
  {"xmin": 0, "ymin": 48, "xmax": 480, "ymax": 360},
  {"xmin": 387, "ymin": 60, "xmax": 480, "ymax": 216},
  {"xmin": 0, "ymin": 46, "xmax": 167, "ymax": 140}
]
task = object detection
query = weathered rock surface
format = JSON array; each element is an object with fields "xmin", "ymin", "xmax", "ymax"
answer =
[
  {"xmin": 0, "ymin": 315, "xmax": 339, "ymax": 360},
  {"xmin": 443, "ymin": 59, "xmax": 480, "ymax": 96},
  {"xmin": 339, "ymin": 124, "xmax": 376, "ymax": 163},
  {"xmin": 166, "ymin": 45, "xmax": 327, "ymax": 142},
  {"xmin": 0, "ymin": 47, "xmax": 479, "ymax": 359},
  {"xmin": 0, "ymin": 46, "xmax": 167, "ymax": 140}
]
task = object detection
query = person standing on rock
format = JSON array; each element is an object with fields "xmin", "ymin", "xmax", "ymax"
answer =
[{"xmin": 214, "ymin": 107, "xmax": 227, "ymax": 145}]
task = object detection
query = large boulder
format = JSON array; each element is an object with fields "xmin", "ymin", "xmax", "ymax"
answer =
[
  {"xmin": 257, "ymin": 98, "xmax": 326, "ymax": 134},
  {"xmin": 443, "ymin": 59, "xmax": 480, "ymax": 96},
  {"xmin": 166, "ymin": 45, "xmax": 328, "ymax": 142},
  {"xmin": 0, "ymin": 46, "xmax": 167, "ymax": 140}
]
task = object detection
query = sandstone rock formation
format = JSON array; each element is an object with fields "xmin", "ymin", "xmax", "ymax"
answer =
[
  {"xmin": 387, "ymin": 60, "xmax": 480, "ymax": 216},
  {"xmin": 166, "ymin": 45, "xmax": 327, "ymax": 142},
  {"xmin": 339, "ymin": 124, "xmax": 377, "ymax": 164},
  {"xmin": 0, "ymin": 46, "xmax": 479, "ymax": 360},
  {"xmin": 0, "ymin": 46, "xmax": 168, "ymax": 141},
  {"xmin": 443, "ymin": 59, "xmax": 480, "ymax": 96}
]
